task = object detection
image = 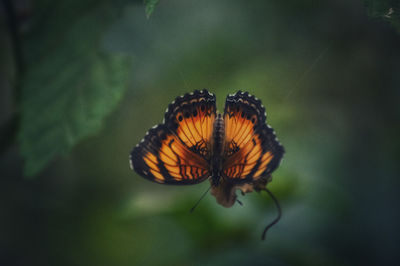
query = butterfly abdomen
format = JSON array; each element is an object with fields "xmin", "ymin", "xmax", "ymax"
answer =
[
  {"xmin": 212, "ymin": 114, "xmax": 225, "ymax": 155},
  {"xmin": 211, "ymin": 114, "xmax": 224, "ymax": 185}
]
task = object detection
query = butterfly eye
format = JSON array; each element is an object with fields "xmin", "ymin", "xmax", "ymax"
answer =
[
  {"xmin": 193, "ymin": 110, "xmax": 198, "ymax": 117},
  {"xmin": 178, "ymin": 115, "xmax": 183, "ymax": 122},
  {"xmin": 251, "ymin": 117, "xmax": 256, "ymax": 124}
]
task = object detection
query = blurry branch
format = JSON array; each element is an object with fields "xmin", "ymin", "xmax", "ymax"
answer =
[
  {"xmin": 0, "ymin": 0, "xmax": 24, "ymax": 155},
  {"xmin": 2, "ymin": 0, "xmax": 24, "ymax": 77},
  {"xmin": 0, "ymin": 115, "xmax": 19, "ymax": 155}
]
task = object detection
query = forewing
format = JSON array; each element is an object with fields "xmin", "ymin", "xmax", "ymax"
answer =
[
  {"xmin": 222, "ymin": 91, "xmax": 284, "ymax": 181},
  {"xmin": 164, "ymin": 90, "xmax": 216, "ymax": 159},
  {"xmin": 130, "ymin": 89, "xmax": 216, "ymax": 184}
]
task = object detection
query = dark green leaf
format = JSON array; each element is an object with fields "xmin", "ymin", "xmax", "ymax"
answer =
[{"xmin": 19, "ymin": 0, "xmax": 132, "ymax": 176}]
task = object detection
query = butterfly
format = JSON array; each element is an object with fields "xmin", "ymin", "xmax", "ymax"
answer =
[{"xmin": 130, "ymin": 90, "xmax": 284, "ymax": 239}]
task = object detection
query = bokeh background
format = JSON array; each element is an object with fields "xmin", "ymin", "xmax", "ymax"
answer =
[{"xmin": 1, "ymin": 0, "xmax": 400, "ymax": 265}]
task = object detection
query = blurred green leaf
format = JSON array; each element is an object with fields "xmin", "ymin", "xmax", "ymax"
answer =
[
  {"xmin": 144, "ymin": 0, "xmax": 160, "ymax": 18},
  {"xmin": 364, "ymin": 0, "xmax": 400, "ymax": 33},
  {"xmin": 19, "ymin": 0, "xmax": 132, "ymax": 176}
]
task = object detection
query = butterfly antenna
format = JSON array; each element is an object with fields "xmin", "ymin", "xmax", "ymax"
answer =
[
  {"xmin": 261, "ymin": 188, "xmax": 282, "ymax": 240},
  {"xmin": 190, "ymin": 186, "xmax": 212, "ymax": 213}
]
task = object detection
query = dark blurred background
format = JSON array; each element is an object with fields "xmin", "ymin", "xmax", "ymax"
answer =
[{"xmin": 1, "ymin": 0, "xmax": 399, "ymax": 265}]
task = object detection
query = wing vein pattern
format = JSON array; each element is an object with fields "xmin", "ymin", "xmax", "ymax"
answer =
[{"xmin": 130, "ymin": 90, "xmax": 216, "ymax": 184}]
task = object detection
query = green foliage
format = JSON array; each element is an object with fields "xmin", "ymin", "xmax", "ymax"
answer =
[
  {"xmin": 19, "ymin": 0, "xmax": 132, "ymax": 176},
  {"xmin": 364, "ymin": 0, "xmax": 400, "ymax": 32},
  {"xmin": 4, "ymin": 1, "xmax": 400, "ymax": 265},
  {"xmin": 144, "ymin": 0, "xmax": 160, "ymax": 18}
]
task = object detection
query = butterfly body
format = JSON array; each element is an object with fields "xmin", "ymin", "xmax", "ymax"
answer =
[
  {"xmin": 130, "ymin": 90, "xmax": 284, "ymax": 207},
  {"xmin": 210, "ymin": 114, "xmax": 225, "ymax": 186}
]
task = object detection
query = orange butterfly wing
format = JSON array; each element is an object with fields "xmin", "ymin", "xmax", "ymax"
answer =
[
  {"xmin": 130, "ymin": 90, "xmax": 216, "ymax": 184},
  {"xmin": 222, "ymin": 91, "xmax": 284, "ymax": 182}
]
